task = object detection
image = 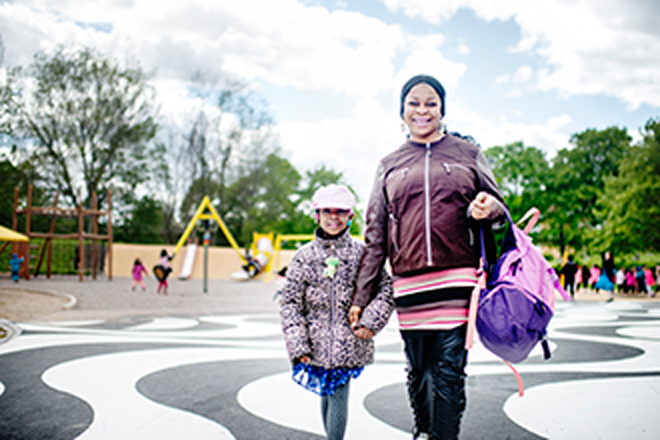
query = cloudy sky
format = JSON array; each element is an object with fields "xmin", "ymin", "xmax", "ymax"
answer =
[{"xmin": 2, "ymin": 0, "xmax": 659, "ymax": 205}]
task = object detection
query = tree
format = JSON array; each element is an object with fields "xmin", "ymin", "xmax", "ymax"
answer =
[
  {"xmin": 175, "ymin": 72, "xmax": 275, "ymax": 227},
  {"xmin": 597, "ymin": 118, "xmax": 660, "ymax": 252},
  {"xmin": 226, "ymin": 153, "xmax": 303, "ymax": 244},
  {"xmin": 544, "ymin": 126, "xmax": 631, "ymax": 254},
  {"xmin": 114, "ymin": 195, "xmax": 166, "ymax": 244},
  {"xmin": 3, "ymin": 46, "xmax": 159, "ymax": 208},
  {"xmin": 484, "ymin": 142, "xmax": 550, "ymax": 223}
]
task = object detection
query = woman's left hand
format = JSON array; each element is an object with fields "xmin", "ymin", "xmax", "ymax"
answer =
[{"xmin": 469, "ymin": 191, "xmax": 496, "ymax": 220}]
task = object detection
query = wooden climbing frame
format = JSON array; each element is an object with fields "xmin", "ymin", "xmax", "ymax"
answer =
[{"xmin": 12, "ymin": 184, "xmax": 113, "ymax": 282}]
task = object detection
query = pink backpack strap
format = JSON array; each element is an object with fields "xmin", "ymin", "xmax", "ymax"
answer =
[
  {"xmin": 505, "ymin": 360, "xmax": 525, "ymax": 396},
  {"xmin": 516, "ymin": 207, "xmax": 540, "ymax": 234},
  {"xmin": 465, "ymin": 262, "xmax": 486, "ymax": 350},
  {"xmin": 554, "ymin": 276, "xmax": 572, "ymax": 301}
]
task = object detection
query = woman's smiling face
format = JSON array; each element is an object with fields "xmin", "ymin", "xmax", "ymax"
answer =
[{"xmin": 403, "ymin": 82, "xmax": 443, "ymax": 143}]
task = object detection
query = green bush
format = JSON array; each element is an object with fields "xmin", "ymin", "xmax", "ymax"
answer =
[{"xmin": 1, "ymin": 239, "xmax": 107, "ymax": 276}]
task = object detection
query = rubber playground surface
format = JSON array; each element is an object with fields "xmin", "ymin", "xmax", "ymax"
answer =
[{"xmin": 1, "ymin": 276, "xmax": 660, "ymax": 439}]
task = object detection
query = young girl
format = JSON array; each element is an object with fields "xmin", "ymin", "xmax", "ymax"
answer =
[
  {"xmin": 280, "ymin": 184, "xmax": 393, "ymax": 440},
  {"xmin": 155, "ymin": 249, "xmax": 172, "ymax": 295},
  {"xmin": 131, "ymin": 258, "xmax": 148, "ymax": 291}
]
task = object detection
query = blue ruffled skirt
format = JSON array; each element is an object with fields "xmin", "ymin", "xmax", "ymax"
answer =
[{"xmin": 292, "ymin": 363, "xmax": 363, "ymax": 396}]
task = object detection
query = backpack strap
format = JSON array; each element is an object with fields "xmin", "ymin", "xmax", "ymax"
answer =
[
  {"xmin": 465, "ymin": 262, "xmax": 486, "ymax": 350},
  {"xmin": 516, "ymin": 207, "xmax": 540, "ymax": 234},
  {"xmin": 465, "ymin": 226, "xmax": 489, "ymax": 350},
  {"xmin": 505, "ymin": 360, "xmax": 525, "ymax": 396}
]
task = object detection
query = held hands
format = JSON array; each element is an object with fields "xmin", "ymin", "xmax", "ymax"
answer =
[
  {"xmin": 349, "ymin": 305, "xmax": 361, "ymax": 329},
  {"xmin": 349, "ymin": 305, "xmax": 375, "ymax": 340},
  {"xmin": 354, "ymin": 327, "xmax": 375, "ymax": 340},
  {"xmin": 469, "ymin": 191, "xmax": 496, "ymax": 220}
]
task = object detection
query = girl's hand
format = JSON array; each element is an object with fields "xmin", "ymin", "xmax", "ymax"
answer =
[
  {"xmin": 299, "ymin": 355, "xmax": 310, "ymax": 364},
  {"xmin": 349, "ymin": 305, "xmax": 362, "ymax": 329},
  {"xmin": 354, "ymin": 327, "xmax": 375, "ymax": 340},
  {"xmin": 469, "ymin": 191, "xmax": 496, "ymax": 220}
]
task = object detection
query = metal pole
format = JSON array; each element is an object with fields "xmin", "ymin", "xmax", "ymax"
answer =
[{"xmin": 203, "ymin": 221, "xmax": 210, "ymax": 293}]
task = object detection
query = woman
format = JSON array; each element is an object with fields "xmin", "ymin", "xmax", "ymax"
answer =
[{"xmin": 350, "ymin": 75, "xmax": 505, "ymax": 440}]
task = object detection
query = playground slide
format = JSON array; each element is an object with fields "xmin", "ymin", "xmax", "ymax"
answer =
[{"xmin": 178, "ymin": 243, "xmax": 197, "ymax": 280}]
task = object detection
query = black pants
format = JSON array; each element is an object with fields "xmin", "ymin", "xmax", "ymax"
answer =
[{"xmin": 402, "ymin": 325, "xmax": 468, "ymax": 440}]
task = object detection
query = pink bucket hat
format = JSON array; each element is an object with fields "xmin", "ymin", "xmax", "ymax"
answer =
[{"xmin": 312, "ymin": 184, "xmax": 355, "ymax": 211}]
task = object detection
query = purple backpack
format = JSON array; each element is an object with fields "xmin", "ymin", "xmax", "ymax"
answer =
[{"xmin": 473, "ymin": 208, "xmax": 570, "ymax": 365}]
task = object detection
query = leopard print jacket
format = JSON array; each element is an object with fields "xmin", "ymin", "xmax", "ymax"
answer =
[{"xmin": 280, "ymin": 227, "xmax": 394, "ymax": 369}]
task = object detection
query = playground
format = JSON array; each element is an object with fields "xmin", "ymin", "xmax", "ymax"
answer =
[{"xmin": 2, "ymin": 188, "xmax": 311, "ymax": 287}]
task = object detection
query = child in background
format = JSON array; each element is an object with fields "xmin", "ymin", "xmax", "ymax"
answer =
[
  {"xmin": 615, "ymin": 268, "xmax": 625, "ymax": 293},
  {"xmin": 155, "ymin": 249, "xmax": 173, "ymax": 295},
  {"xmin": 644, "ymin": 266, "xmax": 655, "ymax": 297},
  {"xmin": 625, "ymin": 268, "xmax": 637, "ymax": 294},
  {"xmin": 131, "ymin": 258, "xmax": 148, "ymax": 291},
  {"xmin": 9, "ymin": 254, "xmax": 24, "ymax": 282},
  {"xmin": 280, "ymin": 184, "xmax": 393, "ymax": 440},
  {"xmin": 589, "ymin": 264, "xmax": 601, "ymax": 292}
]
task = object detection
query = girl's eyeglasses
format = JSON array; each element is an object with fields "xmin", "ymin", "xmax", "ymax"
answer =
[{"xmin": 319, "ymin": 208, "xmax": 350, "ymax": 216}]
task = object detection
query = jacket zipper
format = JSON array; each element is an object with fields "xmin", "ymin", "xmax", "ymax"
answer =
[
  {"xmin": 425, "ymin": 143, "xmax": 432, "ymax": 266},
  {"xmin": 329, "ymin": 243, "xmax": 336, "ymax": 366},
  {"xmin": 443, "ymin": 162, "xmax": 471, "ymax": 174}
]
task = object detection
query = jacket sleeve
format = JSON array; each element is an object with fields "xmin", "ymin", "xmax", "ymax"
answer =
[
  {"xmin": 475, "ymin": 148, "xmax": 506, "ymax": 227},
  {"xmin": 474, "ymin": 147, "xmax": 509, "ymax": 267},
  {"xmin": 358, "ymin": 267, "xmax": 394, "ymax": 334},
  {"xmin": 353, "ymin": 162, "xmax": 389, "ymax": 308},
  {"xmin": 279, "ymin": 252, "xmax": 312, "ymax": 364}
]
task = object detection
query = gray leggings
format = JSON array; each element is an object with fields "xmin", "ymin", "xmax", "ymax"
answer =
[{"xmin": 321, "ymin": 380, "xmax": 350, "ymax": 440}]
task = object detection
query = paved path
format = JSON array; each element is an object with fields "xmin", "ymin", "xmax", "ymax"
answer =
[{"xmin": 1, "ymin": 277, "xmax": 660, "ymax": 439}]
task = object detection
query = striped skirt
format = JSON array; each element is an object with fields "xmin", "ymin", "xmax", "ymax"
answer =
[{"xmin": 393, "ymin": 267, "xmax": 478, "ymax": 331}]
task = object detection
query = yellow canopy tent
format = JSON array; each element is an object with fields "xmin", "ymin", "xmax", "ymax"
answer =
[
  {"xmin": 0, "ymin": 225, "xmax": 29, "ymax": 242},
  {"xmin": 0, "ymin": 224, "xmax": 29, "ymax": 265}
]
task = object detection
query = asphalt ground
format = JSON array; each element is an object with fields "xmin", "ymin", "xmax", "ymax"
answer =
[{"xmin": 1, "ymin": 276, "xmax": 660, "ymax": 439}]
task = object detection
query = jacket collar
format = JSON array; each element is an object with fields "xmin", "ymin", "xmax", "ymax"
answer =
[
  {"xmin": 314, "ymin": 227, "xmax": 352, "ymax": 250},
  {"xmin": 404, "ymin": 131, "xmax": 450, "ymax": 149}
]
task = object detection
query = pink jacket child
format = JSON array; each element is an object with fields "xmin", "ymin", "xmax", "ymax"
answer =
[
  {"xmin": 588, "ymin": 265, "xmax": 601, "ymax": 288},
  {"xmin": 625, "ymin": 270, "xmax": 637, "ymax": 293},
  {"xmin": 132, "ymin": 258, "xmax": 148, "ymax": 291},
  {"xmin": 644, "ymin": 267, "xmax": 655, "ymax": 296}
]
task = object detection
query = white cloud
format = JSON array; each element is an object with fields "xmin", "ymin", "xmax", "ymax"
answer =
[
  {"xmin": 1, "ymin": 1, "xmax": 413, "ymax": 98},
  {"xmin": 444, "ymin": 102, "xmax": 571, "ymax": 158},
  {"xmin": 382, "ymin": 0, "xmax": 660, "ymax": 109},
  {"xmin": 276, "ymin": 98, "xmax": 402, "ymax": 207},
  {"xmin": 548, "ymin": 115, "xmax": 572, "ymax": 131},
  {"xmin": 513, "ymin": 65, "xmax": 533, "ymax": 83}
]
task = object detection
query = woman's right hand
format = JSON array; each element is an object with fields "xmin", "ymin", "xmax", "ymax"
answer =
[{"xmin": 299, "ymin": 355, "xmax": 310, "ymax": 364}]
